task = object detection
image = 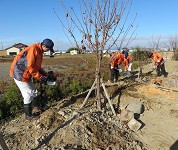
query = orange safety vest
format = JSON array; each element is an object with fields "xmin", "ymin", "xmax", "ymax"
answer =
[
  {"xmin": 151, "ymin": 52, "xmax": 163, "ymax": 66},
  {"xmin": 10, "ymin": 43, "xmax": 44, "ymax": 82},
  {"xmin": 109, "ymin": 52, "xmax": 125, "ymax": 67}
]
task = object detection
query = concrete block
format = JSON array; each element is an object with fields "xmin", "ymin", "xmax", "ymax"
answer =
[
  {"xmin": 127, "ymin": 118, "xmax": 142, "ymax": 131},
  {"xmin": 126, "ymin": 102, "xmax": 144, "ymax": 114},
  {"xmin": 120, "ymin": 109, "xmax": 134, "ymax": 122}
]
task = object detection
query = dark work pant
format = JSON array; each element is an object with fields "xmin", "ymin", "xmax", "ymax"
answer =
[
  {"xmin": 157, "ymin": 63, "xmax": 167, "ymax": 76},
  {"xmin": 110, "ymin": 68, "xmax": 119, "ymax": 82}
]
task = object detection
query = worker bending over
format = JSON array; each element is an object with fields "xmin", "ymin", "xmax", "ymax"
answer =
[
  {"xmin": 10, "ymin": 39, "xmax": 55, "ymax": 121},
  {"xmin": 148, "ymin": 52, "xmax": 168, "ymax": 77},
  {"xmin": 109, "ymin": 51, "xmax": 127, "ymax": 83}
]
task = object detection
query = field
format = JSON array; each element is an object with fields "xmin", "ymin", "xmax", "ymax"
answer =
[
  {"xmin": 0, "ymin": 54, "xmax": 110, "ymax": 95},
  {"xmin": 0, "ymin": 53, "xmax": 178, "ymax": 150}
]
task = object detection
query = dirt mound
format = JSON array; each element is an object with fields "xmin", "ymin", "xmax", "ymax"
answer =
[{"xmin": 1, "ymin": 104, "xmax": 146, "ymax": 150}]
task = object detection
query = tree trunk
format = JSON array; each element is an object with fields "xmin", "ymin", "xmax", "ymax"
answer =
[
  {"xmin": 96, "ymin": 55, "xmax": 101, "ymax": 110},
  {"xmin": 173, "ymin": 48, "xmax": 176, "ymax": 60}
]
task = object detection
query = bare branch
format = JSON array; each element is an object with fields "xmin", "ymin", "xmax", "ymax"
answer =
[{"xmin": 55, "ymin": 0, "xmax": 137, "ymax": 110}]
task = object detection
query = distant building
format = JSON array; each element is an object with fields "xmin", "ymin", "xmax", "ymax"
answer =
[
  {"xmin": 43, "ymin": 51, "xmax": 51, "ymax": 56},
  {"xmin": 128, "ymin": 49, "xmax": 137, "ymax": 52},
  {"xmin": 102, "ymin": 50, "xmax": 109, "ymax": 54},
  {"xmin": 53, "ymin": 51, "xmax": 66, "ymax": 55},
  {"xmin": 161, "ymin": 48, "xmax": 169, "ymax": 51},
  {"xmin": 5, "ymin": 43, "xmax": 28, "ymax": 56},
  {"xmin": 70, "ymin": 49, "xmax": 79, "ymax": 55}
]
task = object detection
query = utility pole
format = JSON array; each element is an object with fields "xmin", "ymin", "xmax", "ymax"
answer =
[{"xmin": 1, "ymin": 41, "xmax": 3, "ymax": 50}]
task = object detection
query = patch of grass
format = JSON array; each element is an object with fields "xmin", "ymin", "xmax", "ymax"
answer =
[{"xmin": 0, "ymin": 83, "xmax": 23, "ymax": 119}]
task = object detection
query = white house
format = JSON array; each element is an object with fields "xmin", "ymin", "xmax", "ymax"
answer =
[
  {"xmin": 6, "ymin": 47, "xmax": 21, "ymax": 56},
  {"xmin": 6, "ymin": 43, "xmax": 28, "ymax": 56},
  {"xmin": 70, "ymin": 49, "xmax": 79, "ymax": 55}
]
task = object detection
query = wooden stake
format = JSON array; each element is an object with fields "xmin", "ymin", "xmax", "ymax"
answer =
[
  {"xmin": 101, "ymin": 78, "xmax": 116, "ymax": 116},
  {"xmin": 80, "ymin": 78, "xmax": 117, "ymax": 116},
  {"xmin": 80, "ymin": 78, "xmax": 97, "ymax": 108},
  {"xmin": 137, "ymin": 66, "xmax": 142, "ymax": 80}
]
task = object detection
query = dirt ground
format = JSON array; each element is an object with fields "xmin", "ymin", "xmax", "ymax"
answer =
[
  {"xmin": 120, "ymin": 82, "xmax": 178, "ymax": 150},
  {"xmin": 121, "ymin": 60, "xmax": 178, "ymax": 150},
  {"xmin": 0, "ymin": 59, "xmax": 178, "ymax": 150}
]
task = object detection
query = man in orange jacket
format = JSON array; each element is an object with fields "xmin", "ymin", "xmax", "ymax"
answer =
[
  {"xmin": 109, "ymin": 51, "xmax": 125, "ymax": 83},
  {"xmin": 148, "ymin": 52, "xmax": 168, "ymax": 77},
  {"xmin": 10, "ymin": 38, "xmax": 54, "ymax": 120}
]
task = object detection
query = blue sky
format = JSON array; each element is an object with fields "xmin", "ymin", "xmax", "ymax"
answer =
[{"xmin": 0, "ymin": 0, "xmax": 178, "ymax": 50}]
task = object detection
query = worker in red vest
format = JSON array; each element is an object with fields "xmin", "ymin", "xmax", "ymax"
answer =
[
  {"xmin": 148, "ymin": 52, "xmax": 168, "ymax": 77},
  {"xmin": 109, "ymin": 52, "xmax": 126, "ymax": 82}
]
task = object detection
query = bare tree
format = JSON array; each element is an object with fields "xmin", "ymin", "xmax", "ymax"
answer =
[
  {"xmin": 169, "ymin": 34, "xmax": 178, "ymax": 60},
  {"xmin": 148, "ymin": 35, "xmax": 161, "ymax": 51},
  {"xmin": 54, "ymin": 0, "xmax": 137, "ymax": 110}
]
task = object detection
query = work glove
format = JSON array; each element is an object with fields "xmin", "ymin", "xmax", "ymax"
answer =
[
  {"xmin": 127, "ymin": 67, "xmax": 131, "ymax": 71},
  {"xmin": 153, "ymin": 65, "xmax": 156, "ymax": 69},
  {"xmin": 118, "ymin": 69, "xmax": 122, "ymax": 73},
  {"xmin": 40, "ymin": 76, "xmax": 48, "ymax": 84},
  {"xmin": 47, "ymin": 71, "xmax": 57, "ymax": 82},
  {"xmin": 39, "ymin": 69, "xmax": 47, "ymax": 76}
]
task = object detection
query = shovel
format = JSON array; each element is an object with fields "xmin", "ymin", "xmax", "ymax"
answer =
[{"xmin": 123, "ymin": 70, "xmax": 131, "ymax": 78}]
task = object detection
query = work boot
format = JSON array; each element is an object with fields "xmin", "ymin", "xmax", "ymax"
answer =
[
  {"xmin": 157, "ymin": 72, "xmax": 162, "ymax": 77},
  {"xmin": 24, "ymin": 103, "xmax": 39, "ymax": 121},
  {"xmin": 163, "ymin": 72, "xmax": 168, "ymax": 77}
]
